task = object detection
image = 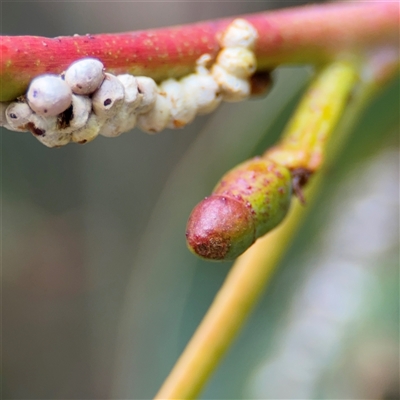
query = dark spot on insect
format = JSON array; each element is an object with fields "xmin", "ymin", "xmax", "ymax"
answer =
[
  {"xmin": 78, "ymin": 139, "xmax": 87, "ymax": 144},
  {"xmin": 27, "ymin": 122, "xmax": 45, "ymax": 137},
  {"xmin": 57, "ymin": 104, "xmax": 74, "ymax": 129},
  {"xmin": 9, "ymin": 113, "xmax": 17, "ymax": 119},
  {"xmin": 77, "ymin": 84, "xmax": 83, "ymax": 89},
  {"xmin": 43, "ymin": 109, "xmax": 48, "ymax": 113},
  {"xmin": 104, "ymin": 98, "xmax": 112, "ymax": 106},
  {"xmin": 33, "ymin": 90, "xmax": 38, "ymax": 98},
  {"xmin": 137, "ymin": 86, "xmax": 143, "ymax": 94}
]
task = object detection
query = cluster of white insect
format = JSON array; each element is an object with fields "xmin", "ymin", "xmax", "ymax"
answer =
[{"xmin": 0, "ymin": 19, "xmax": 258, "ymax": 148}]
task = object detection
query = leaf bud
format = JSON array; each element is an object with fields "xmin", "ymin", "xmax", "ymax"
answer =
[
  {"xmin": 186, "ymin": 195, "xmax": 256, "ymax": 260},
  {"xmin": 186, "ymin": 157, "xmax": 292, "ymax": 261}
]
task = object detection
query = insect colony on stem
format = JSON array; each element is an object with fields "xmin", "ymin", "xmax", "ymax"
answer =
[{"xmin": 0, "ymin": 19, "xmax": 259, "ymax": 148}]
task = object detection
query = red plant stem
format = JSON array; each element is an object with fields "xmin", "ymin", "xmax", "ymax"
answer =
[{"xmin": 0, "ymin": 2, "xmax": 398, "ymax": 101}]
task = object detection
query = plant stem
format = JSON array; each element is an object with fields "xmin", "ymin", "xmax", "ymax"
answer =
[
  {"xmin": 154, "ymin": 58, "xmax": 372, "ymax": 399},
  {"xmin": 1, "ymin": 2, "xmax": 398, "ymax": 101},
  {"xmin": 265, "ymin": 61, "xmax": 358, "ymax": 172}
]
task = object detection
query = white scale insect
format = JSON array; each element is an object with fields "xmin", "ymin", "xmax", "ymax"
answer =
[{"xmin": 0, "ymin": 19, "xmax": 260, "ymax": 147}]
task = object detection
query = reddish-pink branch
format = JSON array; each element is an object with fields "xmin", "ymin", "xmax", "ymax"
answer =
[{"xmin": 0, "ymin": 2, "xmax": 398, "ymax": 101}]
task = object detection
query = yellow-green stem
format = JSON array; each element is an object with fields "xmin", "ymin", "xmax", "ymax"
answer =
[{"xmin": 266, "ymin": 61, "xmax": 359, "ymax": 171}]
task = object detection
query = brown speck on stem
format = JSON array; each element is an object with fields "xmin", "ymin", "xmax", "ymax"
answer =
[
  {"xmin": 291, "ymin": 168, "xmax": 312, "ymax": 205},
  {"xmin": 250, "ymin": 70, "xmax": 272, "ymax": 97}
]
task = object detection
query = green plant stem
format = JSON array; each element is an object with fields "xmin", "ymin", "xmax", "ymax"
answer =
[
  {"xmin": 154, "ymin": 58, "xmax": 380, "ymax": 399},
  {"xmin": 265, "ymin": 61, "xmax": 358, "ymax": 172},
  {"xmin": 1, "ymin": 2, "xmax": 398, "ymax": 101}
]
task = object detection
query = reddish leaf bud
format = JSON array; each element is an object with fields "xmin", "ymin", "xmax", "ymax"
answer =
[{"xmin": 186, "ymin": 157, "xmax": 292, "ymax": 261}]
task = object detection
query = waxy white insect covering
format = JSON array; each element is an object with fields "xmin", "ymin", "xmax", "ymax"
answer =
[
  {"xmin": 27, "ymin": 75, "xmax": 72, "ymax": 116},
  {"xmin": 0, "ymin": 19, "xmax": 262, "ymax": 147},
  {"xmin": 64, "ymin": 58, "xmax": 105, "ymax": 95}
]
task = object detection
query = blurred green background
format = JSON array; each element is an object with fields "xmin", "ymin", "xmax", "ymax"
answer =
[{"xmin": 1, "ymin": 2, "xmax": 399, "ymax": 399}]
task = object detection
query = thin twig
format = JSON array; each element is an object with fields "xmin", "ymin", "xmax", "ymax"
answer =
[{"xmin": 1, "ymin": 2, "xmax": 397, "ymax": 101}]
